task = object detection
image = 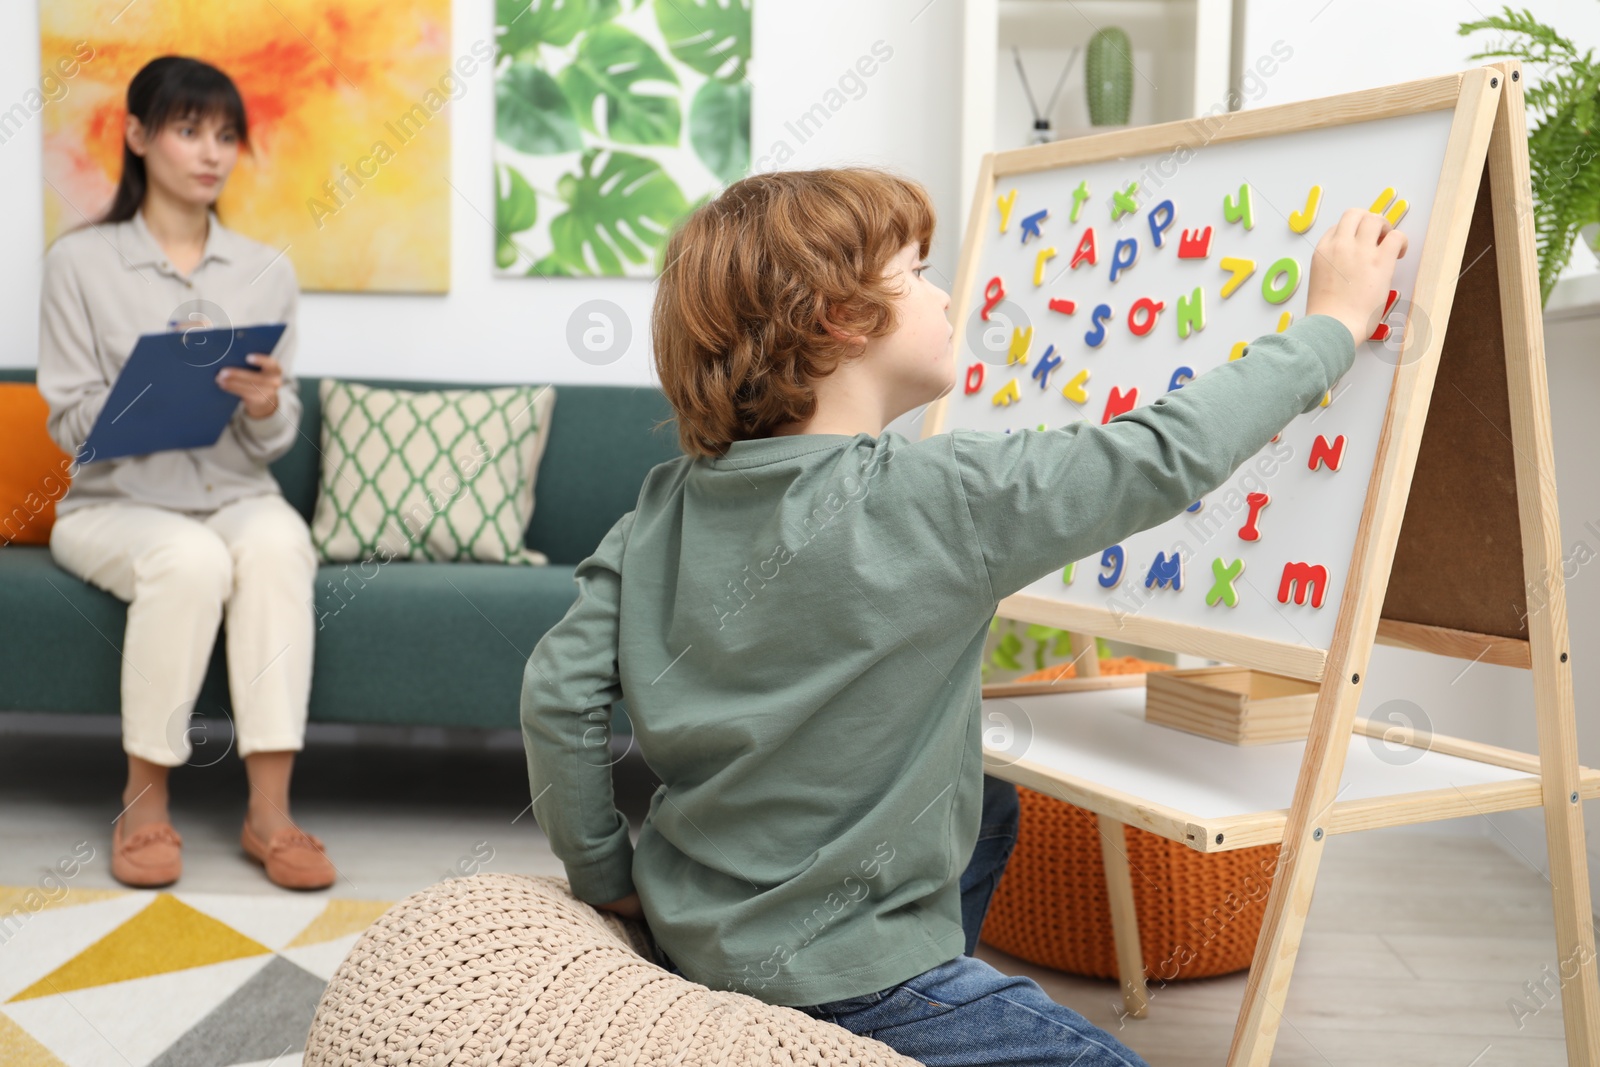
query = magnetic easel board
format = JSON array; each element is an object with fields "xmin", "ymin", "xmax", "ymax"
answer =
[{"xmin": 923, "ymin": 76, "xmax": 1501, "ymax": 682}]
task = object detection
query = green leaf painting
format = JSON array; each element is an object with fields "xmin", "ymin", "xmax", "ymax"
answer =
[
  {"xmin": 493, "ymin": 0, "xmax": 752, "ymax": 276},
  {"xmin": 549, "ymin": 148, "xmax": 688, "ymax": 274}
]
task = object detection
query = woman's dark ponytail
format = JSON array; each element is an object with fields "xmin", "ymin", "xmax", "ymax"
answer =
[{"xmin": 100, "ymin": 55, "xmax": 249, "ymax": 224}]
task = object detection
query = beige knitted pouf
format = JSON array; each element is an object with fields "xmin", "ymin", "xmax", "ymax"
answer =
[{"xmin": 303, "ymin": 872, "xmax": 924, "ymax": 1066}]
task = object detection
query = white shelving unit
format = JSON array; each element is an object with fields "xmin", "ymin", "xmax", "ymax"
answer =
[{"xmin": 958, "ymin": 0, "xmax": 1235, "ymax": 236}]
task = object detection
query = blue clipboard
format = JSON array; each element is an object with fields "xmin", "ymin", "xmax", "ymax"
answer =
[{"xmin": 80, "ymin": 323, "xmax": 287, "ymax": 463}]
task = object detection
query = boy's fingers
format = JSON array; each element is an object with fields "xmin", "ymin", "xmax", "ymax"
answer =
[
  {"xmin": 1380, "ymin": 227, "xmax": 1409, "ymax": 260},
  {"xmin": 1334, "ymin": 207, "xmax": 1364, "ymax": 242},
  {"xmin": 1354, "ymin": 211, "xmax": 1385, "ymax": 246}
]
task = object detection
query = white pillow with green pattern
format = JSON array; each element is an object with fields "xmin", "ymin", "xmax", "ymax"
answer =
[{"xmin": 310, "ymin": 380, "xmax": 557, "ymax": 565}]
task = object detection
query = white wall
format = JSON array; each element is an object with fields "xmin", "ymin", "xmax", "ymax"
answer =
[{"xmin": 0, "ymin": 0, "xmax": 965, "ymax": 384}]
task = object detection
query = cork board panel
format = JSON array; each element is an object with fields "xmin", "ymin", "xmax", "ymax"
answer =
[{"xmin": 1382, "ymin": 161, "xmax": 1528, "ymax": 637}]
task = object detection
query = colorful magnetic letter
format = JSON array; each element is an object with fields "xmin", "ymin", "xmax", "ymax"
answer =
[
  {"xmin": 1288, "ymin": 184, "xmax": 1322, "ymax": 234},
  {"xmin": 1276, "ymin": 311, "xmax": 1292, "ymax": 333},
  {"xmin": 1048, "ymin": 297, "xmax": 1078, "ymax": 316},
  {"xmin": 1223, "ymin": 183, "xmax": 1254, "ymax": 230},
  {"xmin": 1008, "ymin": 326, "xmax": 1033, "ymax": 365},
  {"xmin": 1278, "ymin": 562, "xmax": 1329, "ymax": 608},
  {"xmin": 1187, "ymin": 499, "xmax": 1203, "ymax": 512},
  {"xmin": 1109, "ymin": 237, "xmax": 1139, "ymax": 282},
  {"xmin": 1228, "ymin": 341, "xmax": 1248, "ymax": 361},
  {"xmin": 1168, "ymin": 366, "xmax": 1194, "ymax": 391},
  {"xmin": 1098, "ymin": 545, "xmax": 1125, "ymax": 588},
  {"xmin": 1033, "ymin": 246, "xmax": 1057, "ymax": 286},
  {"xmin": 1219, "ymin": 257, "xmax": 1256, "ymax": 298},
  {"xmin": 1369, "ymin": 186, "xmax": 1409, "ymax": 227},
  {"xmin": 1238, "ymin": 491, "xmax": 1270, "ymax": 541},
  {"xmin": 1101, "ymin": 385, "xmax": 1137, "ymax": 424},
  {"xmin": 1206, "ymin": 557, "xmax": 1245, "ymax": 607},
  {"xmin": 963, "ymin": 362, "xmax": 984, "ymax": 395},
  {"xmin": 1145, "ymin": 551, "xmax": 1183, "ymax": 591},
  {"xmin": 1062, "ymin": 561, "xmax": 1075, "ymax": 585},
  {"xmin": 1084, "ymin": 303, "xmax": 1113, "ymax": 347},
  {"xmin": 1061, "ymin": 367, "xmax": 1091, "ymax": 404},
  {"xmin": 1148, "ymin": 200, "xmax": 1175, "ymax": 248},
  {"xmin": 1070, "ymin": 228, "xmax": 1098, "ymax": 270},
  {"xmin": 1175, "ymin": 286, "xmax": 1205, "ymax": 339},
  {"xmin": 1369, "ymin": 289, "xmax": 1399, "ymax": 341},
  {"xmin": 1177, "ymin": 227, "xmax": 1213, "ymax": 259},
  {"xmin": 997, "ymin": 188, "xmax": 1017, "ymax": 233},
  {"xmin": 1032, "ymin": 344, "xmax": 1063, "ymax": 390},
  {"xmin": 1261, "ymin": 257, "xmax": 1302, "ymax": 305},
  {"xmin": 1127, "ymin": 297, "xmax": 1165, "ymax": 337},
  {"xmin": 1070, "ymin": 180, "xmax": 1090, "ymax": 223},
  {"xmin": 981, "ymin": 276, "xmax": 1005, "ymax": 320},
  {"xmin": 1111, "ymin": 182, "xmax": 1140, "ymax": 220},
  {"xmin": 1020, "ymin": 208, "xmax": 1049, "ymax": 243},
  {"xmin": 1309, "ymin": 433, "xmax": 1347, "ymax": 471},
  {"xmin": 992, "ymin": 379, "xmax": 1021, "ymax": 407}
]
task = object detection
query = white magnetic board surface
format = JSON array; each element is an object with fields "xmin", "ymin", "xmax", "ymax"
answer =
[
  {"xmin": 980, "ymin": 687, "xmax": 1527, "ymax": 821},
  {"xmin": 942, "ymin": 108, "xmax": 1458, "ymax": 652}
]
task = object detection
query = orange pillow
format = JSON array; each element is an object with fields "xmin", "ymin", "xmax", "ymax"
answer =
[{"xmin": 0, "ymin": 383, "xmax": 73, "ymax": 545}]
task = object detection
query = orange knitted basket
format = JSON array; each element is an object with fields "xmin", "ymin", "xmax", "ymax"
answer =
[{"xmin": 980, "ymin": 657, "xmax": 1283, "ymax": 981}]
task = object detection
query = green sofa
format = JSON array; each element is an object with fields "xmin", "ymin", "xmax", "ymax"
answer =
[{"xmin": 0, "ymin": 368, "xmax": 682, "ymax": 731}]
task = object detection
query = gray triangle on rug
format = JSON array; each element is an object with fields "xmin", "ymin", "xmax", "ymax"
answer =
[{"xmin": 147, "ymin": 955, "xmax": 328, "ymax": 1067}]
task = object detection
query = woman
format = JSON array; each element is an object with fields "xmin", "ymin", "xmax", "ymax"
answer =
[{"xmin": 37, "ymin": 56, "xmax": 334, "ymax": 891}]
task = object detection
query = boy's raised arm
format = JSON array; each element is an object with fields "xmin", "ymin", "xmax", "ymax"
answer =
[{"xmin": 520, "ymin": 510, "xmax": 638, "ymax": 906}]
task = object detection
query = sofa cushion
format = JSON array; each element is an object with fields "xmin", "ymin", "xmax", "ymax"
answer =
[
  {"xmin": 0, "ymin": 384, "xmax": 73, "ymax": 546},
  {"xmin": 309, "ymin": 380, "xmax": 557, "ymax": 566}
]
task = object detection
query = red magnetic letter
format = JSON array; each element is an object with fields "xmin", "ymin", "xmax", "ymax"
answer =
[
  {"xmin": 1101, "ymin": 385, "xmax": 1137, "ymax": 424},
  {"xmin": 1177, "ymin": 227, "xmax": 1213, "ymax": 259},
  {"xmin": 1278, "ymin": 561, "xmax": 1329, "ymax": 608},
  {"xmin": 1238, "ymin": 491, "xmax": 1270, "ymax": 541},
  {"xmin": 964, "ymin": 362, "xmax": 985, "ymax": 395},
  {"xmin": 981, "ymin": 276, "xmax": 1004, "ymax": 321},
  {"xmin": 1308, "ymin": 434, "xmax": 1347, "ymax": 471},
  {"xmin": 1127, "ymin": 298, "xmax": 1165, "ymax": 337},
  {"xmin": 1070, "ymin": 228, "xmax": 1098, "ymax": 270}
]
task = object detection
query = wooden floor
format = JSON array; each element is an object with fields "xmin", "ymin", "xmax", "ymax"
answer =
[{"xmin": 0, "ymin": 712, "xmax": 1579, "ymax": 1065}]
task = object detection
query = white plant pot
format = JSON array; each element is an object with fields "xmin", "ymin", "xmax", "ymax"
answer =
[{"xmin": 1582, "ymin": 222, "xmax": 1600, "ymax": 255}]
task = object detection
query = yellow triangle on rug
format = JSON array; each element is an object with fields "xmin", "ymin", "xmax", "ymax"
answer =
[{"xmin": 8, "ymin": 894, "xmax": 271, "ymax": 1002}]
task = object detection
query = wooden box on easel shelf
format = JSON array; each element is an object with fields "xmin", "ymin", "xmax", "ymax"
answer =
[{"xmin": 1144, "ymin": 666, "xmax": 1320, "ymax": 745}]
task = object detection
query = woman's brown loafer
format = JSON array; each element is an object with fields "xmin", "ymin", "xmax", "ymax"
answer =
[
  {"xmin": 111, "ymin": 818, "xmax": 182, "ymax": 888},
  {"xmin": 241, "ymin": 821, "xmax": 336, "ymax": 890}
]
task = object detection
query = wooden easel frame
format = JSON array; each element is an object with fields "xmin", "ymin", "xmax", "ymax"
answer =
[{"xmin": 949, "ymin": 63, "xmax": 1600, "ymax": 1064}]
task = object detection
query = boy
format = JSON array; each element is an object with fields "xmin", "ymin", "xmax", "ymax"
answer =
[{"xmin": 520, "ymin": 168, "xmax": 1405, "ymax": 1066}]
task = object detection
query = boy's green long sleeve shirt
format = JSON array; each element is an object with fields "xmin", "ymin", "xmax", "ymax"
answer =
[{"xmin": 520, "ymin": 314, "xmax": 1356, "ymax": 1007}]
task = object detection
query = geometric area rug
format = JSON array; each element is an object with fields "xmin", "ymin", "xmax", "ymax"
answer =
[{"xmin": 0, "ymin": 886, "xmax": 393, "ymax": 1067}]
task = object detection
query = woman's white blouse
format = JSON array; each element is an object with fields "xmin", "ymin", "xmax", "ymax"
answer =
[{"xmin": 36, "ymin": 208, "xmax": 301, "ymax": 517}]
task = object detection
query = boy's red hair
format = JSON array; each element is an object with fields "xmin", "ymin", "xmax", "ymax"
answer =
[{"xmin": 652, "ymin": 168, "xmax": 937, "ymax": 459}]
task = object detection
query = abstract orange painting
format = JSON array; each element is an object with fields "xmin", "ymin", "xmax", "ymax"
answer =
[{"xmin": 39, "ymin": 0, "xmax": 454, "ymax": 292}]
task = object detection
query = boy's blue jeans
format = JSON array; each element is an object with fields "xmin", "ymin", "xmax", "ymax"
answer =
[{"xmin": 652, "ymin": 775, "xmax": 1150, "ymax": 1067}]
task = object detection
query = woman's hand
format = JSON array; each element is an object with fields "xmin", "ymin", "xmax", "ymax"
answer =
[
  {"xmin": 594, "ymin": 891, "xmax": 643, "ymax": 921},
  {"xmin": 217, "ymin": 353, "xmax": 282, "ymax": 419}
]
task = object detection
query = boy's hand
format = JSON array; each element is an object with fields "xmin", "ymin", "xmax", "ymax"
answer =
[
  {"xmin": 1306, "ymin": 208, "xmax": 1409, "ymax": 345},
  {"xmin": 594, "ymin": 890, "xmax": 643, "ymax": 921}
]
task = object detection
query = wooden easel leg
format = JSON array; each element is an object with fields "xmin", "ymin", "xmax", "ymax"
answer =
[
  {"xmin": 1097, "ymin": 813, "xmax": 1149, "ymax": 1018},
  {"xmin": 1072, "ymin": 631, "xmax": 1102, "ymax": 677},
  {"xmin": 1488, "ymin": 59, "xmax": 1600, "ymax": 1065}
]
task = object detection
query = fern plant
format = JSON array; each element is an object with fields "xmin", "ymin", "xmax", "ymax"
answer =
[{"xmin": 1460, "ymin": 6, "xmax": 1600, "ymax": 303}]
